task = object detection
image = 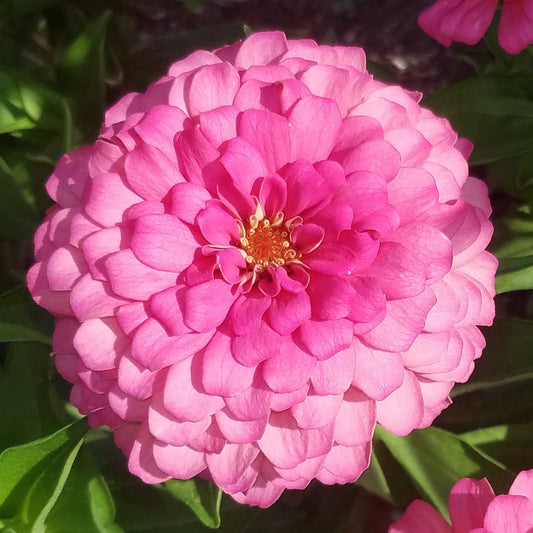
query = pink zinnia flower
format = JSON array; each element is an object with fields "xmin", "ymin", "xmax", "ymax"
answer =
[
  {"xmin": 27, "ymin": 32, "xmax": 496, "ymax": 507},
  {"xmin": 390, "ymin": 470, "xmax": 533, "ymax": 532},
  {"xmin": 418, "ymin": 0, "xmax": 533, "ymax": 54}
]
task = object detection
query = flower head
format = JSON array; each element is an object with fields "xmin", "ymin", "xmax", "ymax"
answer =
[
  {"xmin": 390, "ymin": 470, "xmax": 533, "ymax": 532},
  {"xmin": 27, "ymin": 31, "xmax": 496, "ymax": 507},
  {"xmin": 418, "ymin": 0, "xmax": 533, "ymax": 54}
]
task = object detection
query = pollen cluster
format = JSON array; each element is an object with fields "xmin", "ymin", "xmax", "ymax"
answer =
[{"xmin": 238, "ymin": 206, "xmax": 301, "ymax": 268}]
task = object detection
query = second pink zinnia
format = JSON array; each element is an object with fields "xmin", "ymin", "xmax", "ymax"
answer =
[{"xmin": 27, "ymin": 31, "xmax": 497, "ymax": 507}]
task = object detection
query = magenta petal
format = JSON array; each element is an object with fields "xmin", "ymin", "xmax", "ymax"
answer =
[
  {"xmin": 134, "ymin": 104, "xmax": 187, "ymax": 163},
  {"xmin": 198, "ymin": 105, "xmax": 239, "ymax": 148},
  {"xmin": 237, "ymin": 109, "xmax": 292, "ymax": 174},
  {"xmin": 124, "ymin": 143, "xmax": 184, "ymax": 201},
  {"xmin": 231, "ymin": 321, "xmax": 280, "ymax": 366},
  {"xmin": 259, "ymin": 174, "xmax": 287, "ymax": 218},
  {"xmin": 369, "ymin": 241, "xmax": 427, "ymax": 299},
  {"xmin": 228, "ymin": 291, "xmax": 271, "ymax": 336},
  {"xmin": 131, "ymin": 214, "xmax": 198, "ymax": 272},
  {"xmin": 201, "ymin": 332, "xmax": 255, "ymax": 396},
  {"xmin": 167, "ymin": 182, "xmax": 211, "ymax": 225},
  {"xmin": 389, "ymin": 499, "xmax": 452, "ymax": 533},
  {"xmin": 288, "ymin": 95, "xmax": 342, "ymax": 163},
  {"xmin": 196, "ymin": 204, "xmax": 239, "ymax": 245},
  {"xmin": 266, "ymin": 290, "xmax": 311, "ymax": 335},
  {"xmin": 306, "ymin": 242, "xmax": 356, "ymax": 276},
  {"xmin": 297, "ymin": 318, "xmax": 353, "ymax": 361},
  {"xmin": 183, "ymin": 279, "xmax": 237, "ymax": 332},
  {"xmin": 291, "ymin": 223, "xmax": 324, "ymax": 254},
  {"xmin": 449, "ymin": 478, "xmax": 494, "ymax": 532},
  {"xmin": 219, "ymin": 137, "xmax": 268, "ymax": 193}
]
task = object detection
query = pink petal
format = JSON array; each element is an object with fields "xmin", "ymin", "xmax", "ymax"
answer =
[
  {"xmin": 291, "ymin": 223, "xmax": 324, "ymax": 254},
  {"xmin": 148, "ymin": 394, "xmax": 210, "ymax": 446},
  {"xmin": 224, "ymin": 374, "xmax": 274, "ymax": 421},
  {"xmin": 167, "ymin": 181, "xmax": 211, "ymax": 225},
  {"xmin": 266, "ymin": 290, "xmax": 311, "ymax": 335},
  {"xmin": 296, "ymin": 318, "xmax": 353, "ymax": 361},
  {"xmin": 134, "ymin": 105, "xmax": 187, "ymax": 163},
  {"xmin": 46, "ymin": 245, "xmax": 85, "ymax": 291},
  {"xmin": 105, "ymin": 249, "xmax": 177, "ymax": 301},
  {"xmin": 483, "ymin": 495, "xmax": 533, "ymax": 532},
  {"xmin": 234, "ymin": 31, "xmax": 289, "ymax": 68},
  {"xmin": 351, "ymin": 339, "xmax": 404, "ymax": 401},
  {"xmin": 259, "ymin": 174, "xmax": 287, "ymax": 218},
  {"xmin": 215, "ymin": 409, "xmax": 267, "ymax": 443},
  {"xmin": 117, "ymin": 352, "xmax": 158, "ymax": 400},
  {"xmin": 291, "ymin": 393, "xmax": 343, "ymax": 429},
  {"xmin": 334, "ymin": 387, "xmax": 376, "ymax": 446},
  {"xmin": 185, "ymin": 63, "xmax": 240, "ymax": 116},
  {"xmin": 152, "ymin": 441, "xmax": 207, "ymax": 479},
  {"xmin": 449, "ymin": 477, "xmax": 495, "ymax": 531},
  {"xmin": 219, "ymin": 137, "xmax": 268, "ymax": 193},
  {"xmin": 207, "ymin": 442, "xmax": 260, "ymax": 488},
  {"xmin": 258, "ymin": 411, "xmax": 333, "ymax": 469},
  {"xmin": 316, "ymin": 443, "xmax": 371, "ymax": 484},
  {"xmin": 389, "ymin": 499, "xmax": 452, "ymax": 533},
  {"xmin": 362, "ymin": 288, "xmax": 436, "ymax": 352},
  {"xmin": 227, "ymin": 290, "xmax": 271, "ymax": 336},
  {"xmin": 288, "ymin": 95, "xmax": 342, "ymax": 163},
  {"xmin": 128, "ymin": 425, "xmax": 171, "ymax": 484},
  {"xmin": 201, "ymin": 332, "xmax": 256, "ymax": 396},
  {"xmin": 182, "ymin": 279, "xmax": 237, "ymax": 332},
  {"xmin": 84, "ymin": 172, "xmax": 143, "ymax": 227},
  {"xmin": 81, "ymin": 226, "xmax": 122, "ymax": 281},
  {"xmin": 310, "ymin": 346, "xmax": 355, "ymax": 395},
  {"xmin": 196, "ymin": 204, "xmax": 239, "ymax": 245},
  {"xmin": 198, "ymin": 105, "xmax": 239, "ymax": 148},
  {"xmin": 261, "ymin": 336, "xmax": 316, "ymax": 393},
  {"xmin": 163, "ymin": 356, "xmax": 224, "ymax": 422},
  {"xmin": 376, "ymin": 370, "xmax": 424, "ymax": 435},
  {"xmin": 167, "ymin": 49, "xmax": 222, "ymax": 77},
  {"xmin": 73, "ymin": 317, "xmax": 128, "ymax": 371},
  {"xmin": 509, "ymin": 470, "xmax": 533, "ymax": 501},
  {"xmin": 230, "ymin": 321, "xmax": 281, "ymax": 366},
  {"xmin": 124, "ymin": 143, "xmax": 184, "ymax": 201},
  {"xmin": 237, "ymin": 109, "xmax": 291, "ymax": 174},
  {"xmin": 70, "ymin": 274, "xmax": 127, "ymax": 321}
]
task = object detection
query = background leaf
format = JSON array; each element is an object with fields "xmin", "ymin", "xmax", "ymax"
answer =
[
  {"xmin": 165, "ymin": 478, "xmax": 222, "ymax": 529},
  {"xmin": 375, "ymin": 425, "xmax": 513, "ymax": 519}
]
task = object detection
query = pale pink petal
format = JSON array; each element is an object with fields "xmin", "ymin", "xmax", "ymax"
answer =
[
  {"xmin": 234, "ymin": 31, "xmax": 289, "ymax": 68},
  {"xmin": 484, "ymin": 495, "xmax": 533, "ymax": 532}
]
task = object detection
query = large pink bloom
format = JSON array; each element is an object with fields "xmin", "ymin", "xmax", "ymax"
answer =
[
  {"xmin": 390, "ymin": 470, "xmax": 533, "ymax": 532},
  {"xmin": 27, "ymin": 32, "xmax": 496, "ymax": 507},
  {"xmin": 418, "ymin": 0, "xmax": 533, "ymax": 54}
]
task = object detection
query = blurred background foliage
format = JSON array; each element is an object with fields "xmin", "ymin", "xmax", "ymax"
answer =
[{"xmin": 1, "ymin": 0, "xmax": 533, "ymax": 531}]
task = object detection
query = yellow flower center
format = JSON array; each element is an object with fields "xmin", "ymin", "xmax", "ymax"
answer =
[{"xmin": 238, "ymin": 205, "xmax": 301, "ymax": 268}]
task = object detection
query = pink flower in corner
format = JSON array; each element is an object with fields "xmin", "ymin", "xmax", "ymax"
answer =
[
  {"xmin": 390, "ymin": 470, "xmax": 533, "ymax": 532},
  {"xmin": 418, "ymin": 0, "xmax": 533, "ymax": 54},
  {"xmin": 27, "ymin": 31, "xmax": 496, "ymax": 507}
]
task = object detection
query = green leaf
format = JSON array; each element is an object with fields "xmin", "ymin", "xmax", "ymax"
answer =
[
  {"xmin": 375, "ymin": 425, "xmax": 512, "ymax": 519},
  {"xmin": 461, "ymin": 423, "xmax": 533, "ymax": 473},
  {"xmin": 0, "ymin": 286, "xmax": 53, "ymax": 343},
  {"xmin": 0, "ymin": 155, "xmax": 40, "ymax": 239},
  {"xmin": 57, "ymin": 11, "xmax": 111, "ymax": 142},
  {"xmin": 356, "ymin": 450, "xmax": 393, "ymax": 503},
  {"xmin": 0, "ymin": 342, "xmax": 64, "ymax": 451},
  {"xmin": 165, "ymin": 478, "xmax": 222, "ymax": 529},
  {"xmin": 0, "ymin": 419, "xmax": 87, "ymax": 515},
  {"xmin": 452, "ymin": 318, "xmax": 533, "ymax": 395},
  {"xmin": 492, "ymin": 208, "xmax": 533, "ymax": 292},
  {"xmin": 0, "ymin": 68, "xmax": 65, "ymax": 135},
  {"xmin": 423, "ymin": 74, "xmax": 533, "ymax": 165},
  {"xmin": 0, "ymin": 420, "xmax": 120, "ymax": 532}
]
